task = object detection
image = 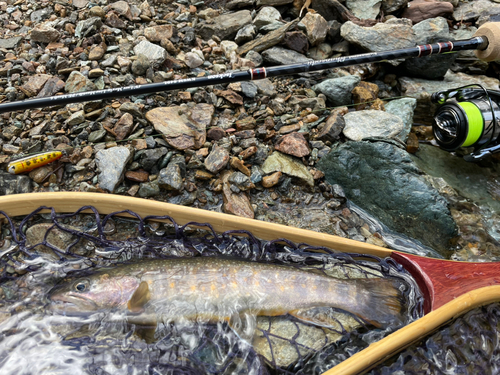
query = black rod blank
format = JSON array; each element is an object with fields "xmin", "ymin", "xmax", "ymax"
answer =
[{"xmin": 0, "ymin": 36, "xmax": 488, "ymax": 114}]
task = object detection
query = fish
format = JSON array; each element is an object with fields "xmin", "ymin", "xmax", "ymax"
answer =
[
  {"xmin": 7, "ymin": 151, "xmax": 63, "ymax": 174},
  {"xmin": 48, "ymin": 257, "xmax": 404, "ymax": 330}
]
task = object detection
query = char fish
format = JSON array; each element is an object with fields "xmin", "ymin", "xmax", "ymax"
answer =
[{"xmin": 48, "ymin": 257, "xmax": 404, "ymax": 329}]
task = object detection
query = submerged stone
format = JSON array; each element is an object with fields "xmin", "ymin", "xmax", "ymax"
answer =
[
  {"xmin": 262, "ymin": 151, "xmax": 314, "ymax": 187},
  {"xmin": 317, "ymin": 141, "xmax": 457, "ymax": 253}
]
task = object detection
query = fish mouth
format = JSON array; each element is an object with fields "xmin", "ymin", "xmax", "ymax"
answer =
[{"xmin": 49, "ymin": 293, "xmax": 99, "ymax": 313}]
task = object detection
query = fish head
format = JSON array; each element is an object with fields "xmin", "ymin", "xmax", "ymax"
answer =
[{"xmin": 49, "ymin": 271, "xmax": 140, "ymax": 314}]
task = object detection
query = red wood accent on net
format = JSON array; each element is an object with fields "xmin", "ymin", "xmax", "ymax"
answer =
[{"xmin": 391, "ymin": 251, "xmax": 500, "ymax": 314}]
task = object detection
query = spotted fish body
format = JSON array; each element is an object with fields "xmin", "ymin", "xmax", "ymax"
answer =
[
  {"xmin": 7, "ymin": 151, "xmax": 63, "ymax": 174},
  {"xmin": 49, "ymin": 257, "xmax": 404, "ymax": 328}
]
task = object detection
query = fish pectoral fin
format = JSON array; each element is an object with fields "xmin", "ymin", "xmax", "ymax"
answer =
[
  {"xmin": 127, "ymin": 281, "xmax": 151, "ymax": 313},
  {"xmin": 289, "ymin": 307, "xmax": 351, "ymax": 331},
  {"xmin": 228, "ymin": 312, "xmax": 257, "ymax": 343}
]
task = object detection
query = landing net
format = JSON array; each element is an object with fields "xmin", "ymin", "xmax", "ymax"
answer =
[{"xmin": 0, "ymin": 206, "xmax": 423, "ymax": 374}]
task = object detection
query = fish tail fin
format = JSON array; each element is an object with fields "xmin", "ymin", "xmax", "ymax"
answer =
[{"xmin": 355, "ymin": 278, "xmax": 405, "ymax": 328}]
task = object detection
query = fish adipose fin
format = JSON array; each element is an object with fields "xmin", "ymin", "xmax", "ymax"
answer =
[{"xmin": 128, "ymin": 281, "xmax": 151, "ymax": 313}]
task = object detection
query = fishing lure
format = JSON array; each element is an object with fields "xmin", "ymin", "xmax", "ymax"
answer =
[{"xmin": 7, "ymin": 151, "xmax": 63, "ymax": 175}]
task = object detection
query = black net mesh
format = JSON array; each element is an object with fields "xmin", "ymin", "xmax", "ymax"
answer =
[
  {"xmin": 369, "ymin": 302, "xmax": 500, "ymax": 375},
  {"xmin": 0, "ymin": 205, "xmax": 424, "ymax": 375}
]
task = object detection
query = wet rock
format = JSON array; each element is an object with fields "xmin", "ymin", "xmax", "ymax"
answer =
[
  {"xmin": 125, "ymin": 169, "xmax": 149, "ymax": 182},
  {"xmin": 253, "ymin": 6, "xmax": 281, "ymax": 30},
  {"xmin": 0, "ymin": 37, "xmax": 22, "ymax": 49},
  {"xmin": 402, "ymin": 0, "xmax": 453, "ymax": 24},
  {"xmin": 0, "ymin": 171, "xmax": 31, "ymax": 195},
  {"xmin": 341, "ymin": 19, "xmax": 415, "ymax": 64},
  {"xmin": 275, "ymin": 132, "xmax": 310, "ymax": 157},
  {"xmin": 31, "ymin": 25, "xmax": 61, "ymax": 43},
  {"xmin": 95, "ymin": 146, "xmax": 132, "ymax": 192},
  {"xmin": 25, "ymin": 223, "xmax": 88, "ymax": 259},
  {"xmin": 113, "ymin": 113, "xmax": 134, "ymax": 141},
  {"xmin": 343, "ymin": 110, "xmax": 404, "ymax": 141},
  {"xmin": 65, "ymin": 71, "xmax": 96, "ymax": 93},
  {"xmin": 146, "ymin": 105, "xmax": 212, "ymax": 150},
  {"xmin": 20, "ymin": 74, "xmax": 51, "ymax": 97},
  {"xmin": 262, "ymin": 151, "xmax": 314, "ymax": 186},
  {"xmin": 316, "ymin": 107, "xmax": 348, "ymax": 142},
  {"xmin": 222, "ymin": 171, "xmax": 254, "ymax": 218},
  {"xmin": 384, "ymin": 98, "xmax": 417, "ymax": 142},
  {"xmin": 284, "ymin": 31, "xmax": 309, "ymax": 54},
  {"xmin": 158, "ymin": 157, "xmax": 185, "ymax": 192},
  {"xmin": 237, "ymin": 19, "xmax": 299, "ymax": 55},
  {"xmin": 346, "ymin": 0, "xmax": 381, "ymax": 19},
  {"xmin": 205, "ymin": 146, "xmax": 230, "ymax": 173},
  {"xmin": 137, "ymin": 148, "xmax": 168, "ymax": 171},
  {"xmin": 312, "ymin": 75, "xmax": 361, "ymax": 106},
  {"xmin": 230, "ymin": 157, "xmax": 251, "ymax": 176},
  {"xmin": 317, "ymin": 141, "xmax": 457, "ymax": 253},
  {"xmin": 133, "ymin": 41, "xmax": 167, "ymax": 64},
  {"xmin": 262, "ymin": 171, "xmax": 281, "ymax": 187},
  {"xmin": 301, "ymin": 12, "xmax": 328, "ymax": 46},
  {"xmin": 406, "ymin": 132, "xmax": 420, "ymax": 153},
  {"xmin": 144, "ymin": 25, "xmax": 175, "ymax": 42},
  {"xmin": 262, "ymin": 47, "xmax": 312, "ymax": 65},
  {"xmin": 198, "ymin": 10, "xmax": 252, "ymax": 40}
]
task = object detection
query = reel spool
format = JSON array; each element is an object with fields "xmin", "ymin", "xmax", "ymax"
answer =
[{"xmin": 431, "ymin": 85, "xmax": 500, "ymax": 161}]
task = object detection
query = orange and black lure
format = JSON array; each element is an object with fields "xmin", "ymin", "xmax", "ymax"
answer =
[{"xmin": 7, "ymin": 151, "xmax": 63, "ymax": 175}]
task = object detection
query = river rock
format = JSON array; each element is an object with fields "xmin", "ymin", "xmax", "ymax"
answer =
[
  {"xmin": 235, "ymin": 24, "xmax": 256, "ymax": 44},
  {"xmin": 316, "ymin": 107, "xmax": 347, "ymax": 142},
  {"xmin": 133, "ymin": 41, "xmax": 167, "ymax": 64},
  {"xmin": 341, "ymin": 18, "xmax": 415, "ymax": 64},
  {"xmin": 31, "ymin": 25, "xmax": 61, "ymax": 43},
  {"xmin": 262, "ymin": 47, "xmax": 312, "ymax": 65},
  {"xmin": 0, "ymin": 36, "xmax": 22, "ymax": 49},
  {"xmin": 237, "ymin": 19, "xmax": 298, "ymax": 55},
  {"xmin": 95, "ymin": 146, "xmax": 132, "ymax": 192},
  {"xmin": 222, "ymin": 171, "xmax": 254, "ymax": 218},
  {"xmin": 25, "ymin": 223, "xmax": 88, "ymax": 259},
  {"xmin": 283, "ymin": 31, "xmax": 309, "ymax": 54},
  {"xmin": 158, "ymin": 157, "xmax": 185, "ymax": 192},
  {"xmin": 452, "ymin": 0, "xmax": 500, "ymax": 23},
  {"xmin": 312, "ymin": 75, "xmax": 361, "ymax": 106},
  {"xmin": 343, "ymin": 110, "xmax": 405, "ymax": 141},
  {"xmin": 382, "ymin": 0, "xmax": 409, "ymax": 13},
  {"xmin": 144, "ymin": 25, "xmax": 175, "ymax": 42},
  {"xmin": 253, "ymin": 79, "xmax": 276, "ymax": 97},
  {"xmin": 198, "ymin": 10, "xmax": 252, "ymax": 40},
  {"xmin": 308, "ymin": 42, "xmax": 332, "ymax": 60},
  {"xmin": 0, "ymin": 171, "xmax": 31, "ymax": 195},
  {"xmin": 402, "ymin": 0, "xmax": 453, "ymax": 24},
  {"xmin": 20, "ymin": 74, "xmax": 51, "ymax": 97},
  {"xmin": 228, "ymin": 171, "xmax": 255, "ymax": 191},
  {"xmin": 146, "ymin": 104, "xmax": 212, "ymax": 150},
  {"xmin": 301, "ymin": 12, "xmax": 328, "ymax": 46},
  {"xmin": 253, "ymin": 6, "xmax": 281, "ymax": 30},
  {"xmin": 75, "ymin": 17, "xmax": 102, "ymax": 38},
  {"xmin": 262, "ymin": 151, "xmax": 314, "ymax": 186},
  {"xmin": 346, "ymin": 0, "xmax": 382, "ymax": 20},
  {"xmin": 404, "ymin": 17, "xmax": 456, "ymax": 79},
  {"xmin": 317, "ymin": 141, "xmax": 457, "ymax": 253},
  {"xmin": 274, "ymin": 132, "xmax": 310, "ymax": 157},
  {"xmin": 110, "ymin": 0, "xmax": 133, "ymax": 20},
  {"xmin": 131, "ymin": 54, "xmax": 149, "ymax": 75},
  {"xmin": 113, "ymin": 113, "xmax": 134, "ymax": 140},
  {"xmin": 137, "ymin": 148, "xmax": 168, "ymax": 171},
  {"xmin": 65, "ymin": 71, "xmax": 96, "ymax": 93},
  {"xmin": 399, "ymin": 71, "xmax": 500, "ymax": 124},
  {"xmin": 384, "ymin": 98, "xmax": 417, "ymax": 142},
  {"xmin": 205, "ymin": 146, "xmax": 230, "ymax": 173}
]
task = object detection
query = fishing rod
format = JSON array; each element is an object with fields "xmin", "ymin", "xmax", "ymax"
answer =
[{"xmin": 0, "ymin": 23, "xmax": 499, "ymax": 114}]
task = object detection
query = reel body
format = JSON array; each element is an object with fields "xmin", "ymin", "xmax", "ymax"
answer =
[{"xmin": 432, "ymin": 85, "xmax": 500, "ymax": 161}]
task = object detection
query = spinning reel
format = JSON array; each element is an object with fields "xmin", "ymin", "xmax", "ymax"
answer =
[{"xmin": 432, "ymin": 85, "xmax": 500, "ymax": 161}]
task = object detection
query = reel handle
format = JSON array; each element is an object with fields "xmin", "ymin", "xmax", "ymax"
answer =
[{"xmin": 474, "ymin": 22, "xmax": 500, "ymax": 61}]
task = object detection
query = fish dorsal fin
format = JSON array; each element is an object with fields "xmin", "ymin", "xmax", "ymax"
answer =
[{"xmin": 128, "ymin": 281, "xmax": 150, "ymax": 313}]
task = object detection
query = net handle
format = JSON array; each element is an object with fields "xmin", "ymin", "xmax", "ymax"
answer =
[{"xmin": 0, "ymin": 192, "xmax": 393, "ymax": 258}]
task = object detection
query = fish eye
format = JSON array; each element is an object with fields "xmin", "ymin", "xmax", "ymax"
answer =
[{"xmin": 74, "ymin": 279, "xmax": 90, "ymax": 292}]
